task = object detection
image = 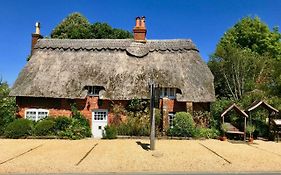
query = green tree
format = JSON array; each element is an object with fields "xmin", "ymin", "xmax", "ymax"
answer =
[
  {"xmin": 209, "ymin": 45, "xmax": 269, "ymax": 100},
  {"xmin": 51, "ymin": 13, "xmax": 133, "ymax": 39},
  {"xmin": 0, "ymin": 79, "xmax": 16, "ymax": 135},
  {"xmin": 90, "ymin": 23, "xmax": 132, "ymax": 39},
  {"xmin": 51, "ymin": 13, "xmax": 92, "ymax": 39},
  {"xmin": 209, "ymin": 16, "xmax": 281, "ymax": 99},
  {"xmin": 216, "ymin": 16, "xmax": 281, "ymax": 59}
]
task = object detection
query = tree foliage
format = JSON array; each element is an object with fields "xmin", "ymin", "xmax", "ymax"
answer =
[
  {"xmin": 90, "ymin": 22, "xmax": 132, "ymax": 39},
  {"xmin": 216, "ymin": 16, "xmax": 281, "ymax": 59},
  {"xmin": 209, "ymin": 45, "xmax": 269, "ymax": 100},
  {"xmin": 209, "ymin": 16, "xmax": 281, "ymax": 100},
  {"xmin": 0, "ymin": 79, "xmax": 16, "ymax": 135},
  {"xmin": 51, "ymin": 13, "xmax": 133, "ymax": 39},
  {"xmin": 208, "ymin": 16, "xmax": 281, "ymax": 138},
  {"xmin": 51, "ymin": 13, "xmax": 92, "ymax": 39}
]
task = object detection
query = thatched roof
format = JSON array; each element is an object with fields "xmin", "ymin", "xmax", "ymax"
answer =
[{"xmin": 10, "ymin": 39, "xmax": 215, "ymax": 102}]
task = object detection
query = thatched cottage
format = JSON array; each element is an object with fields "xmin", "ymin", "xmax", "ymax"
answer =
[{"xmin": 10, "ymin": 17, "xmax": 215, "ymax": 137}]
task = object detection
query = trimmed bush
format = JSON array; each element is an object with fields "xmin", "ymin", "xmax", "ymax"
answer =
[
  {"xmin": 103, "ymin": 125, "xmax": 117, "ymax": 139},
  {"xmin": 4, "ymin": 119, "xmax": 33, "ymax": 138},
  {"xmin": 168, "ymin": 112, "xmax": 195, "ymax": 137},
  {"xmin": 34, "ymin": 119, "xmax": 55, "ymax": 136}
]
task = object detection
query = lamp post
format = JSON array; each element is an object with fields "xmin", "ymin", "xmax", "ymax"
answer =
[{"xmin": 149, "ymin": 81, "xmax": 156, "ymax": 150}]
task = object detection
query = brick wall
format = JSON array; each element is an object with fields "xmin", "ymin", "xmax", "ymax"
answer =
[
  {"xmin": 16, "ymin": 96, "xmax": 128, "ymax": 127},
  {"xmin": 16, "ymin": 96, "xmax": 210, "ymax": 132}
]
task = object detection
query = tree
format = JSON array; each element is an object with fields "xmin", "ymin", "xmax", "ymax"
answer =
[
  {"xmin": 90, "ymin": 23, "xmax": 132, "ymax": 39},
  {"xmin": 51, "ymin": 13, "xmax": 133, "ymax": 39},
  {"xmin": 51, "ymin": 13, "xmax": 92, "ymax": 39},
  {"xmin": 209, "ymin": 16, "xmax": 281, "ymax": 99},
  {"xmin": 0, "ymin": 79, "xmax": 16, "ymax": 135},
  {"xmin": 216, "ymin": 17, "xmax": 281, "ymax": 59},
  {"xmin": 209, "ymin": 45, "xmax": 269, "ymax": 100}
]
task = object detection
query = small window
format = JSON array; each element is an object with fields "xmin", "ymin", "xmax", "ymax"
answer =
[
  {"xmin": 168, "ymin": 112, "xmax": 175, "ymax": 128},
  {"xmin": 160, "ymin": 87, "xmax": 176, "ymax": 99},
  {"xmin": 164, "ymin": 88, "xmax": 168, "ymax": 96},
  {"xmin": 93, "ymin": 111, "xmax": 107, "ymax": 121},
  {"xmin": 86, "ymin": 86, "xmax": 102, "ymax": 96},
  {"xmin": 25, "ymin": 109, "xmax": 49, "ymax": 122}
]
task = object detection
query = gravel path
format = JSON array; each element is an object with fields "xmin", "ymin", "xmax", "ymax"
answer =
[{"xmin": 0, "ymin": 139, "xmax": 281, "ymax": 173}]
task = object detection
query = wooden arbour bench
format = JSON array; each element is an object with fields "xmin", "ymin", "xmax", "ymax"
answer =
[{"xmin": 221, "ymin": 104, "xmax": 248, "ymax": 141}]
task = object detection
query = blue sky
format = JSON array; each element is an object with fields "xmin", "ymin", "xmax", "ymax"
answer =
[{"xmin": 0, "ymin": 0, "xmax": 280, "ymax": 86}]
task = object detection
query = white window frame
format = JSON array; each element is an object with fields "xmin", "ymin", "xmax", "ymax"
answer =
[
  {"xmin": 93, "ymin": 109, "xmax": 108, "ymax": 121},
  {"xmin": 168, "ymin": 112, "xmax": 176, "ymax": 128},
  {"xmin": 25, "ymin": 109, "xmax": 49, "ymax": 122},
  {"xmin": 87, "ymin": 86, "xmax": 101, "ymax": 96},
  {"xmin": 160, "ymin": 87, "xmax": 176, "ymax": 99}
]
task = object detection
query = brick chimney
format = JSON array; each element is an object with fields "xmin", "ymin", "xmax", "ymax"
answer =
[
  {"xmin": 31, "ymin": 22, "xmax": 43, "ymax": 54},
  {"xmin": 133, "ymin": 16, "xmax": 147, "ymax": 42}
]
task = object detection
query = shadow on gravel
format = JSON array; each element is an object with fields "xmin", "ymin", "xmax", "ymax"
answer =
[{"xmin": 136, "ymin": 141, "xmax": 150, "ymax": 151}]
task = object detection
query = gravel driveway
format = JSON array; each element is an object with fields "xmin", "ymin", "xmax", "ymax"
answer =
[{"xmin": 0, "ymin": 139, "xmax": 281, "ymax": 173}]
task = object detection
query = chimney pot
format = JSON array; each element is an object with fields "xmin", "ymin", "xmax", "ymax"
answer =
[
  {"xmin": 35, "ymin": 22, "xmax": 40, "ymax": 35},
  {"xmin": 141, "ymin": 16, "xmax": 146, "ymax": 28},
  {"xmin": 31, "ymin": 22, "xmax": 43, "ymax": 55},
  {"xmin": 133, "ymin": 16, "xmax": 147, "ymax": 43},
  {"xmin": 135, "ymin": 17, "xmax": 141, "ymax": 27}
]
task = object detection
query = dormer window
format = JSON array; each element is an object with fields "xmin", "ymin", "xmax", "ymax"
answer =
[
  {"xmin": 86, "ymin": 86, "xmax": 102, "ymax": 96},
  {"xmin": 159, "ymin": 87, "xmax": 176, "ymax": 99}
]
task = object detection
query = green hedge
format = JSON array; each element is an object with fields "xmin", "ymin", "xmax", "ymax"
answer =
[
  {"xmin": 34, "ymin": 119, "xmax": 55, "ymax": 136},
  {"xmin": 4, "ymin": 119, "xmax": 33, "ymax": 138}
]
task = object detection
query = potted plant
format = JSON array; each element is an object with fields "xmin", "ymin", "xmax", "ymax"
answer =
[
  {"xmin": 246, "ymin": 124, "xmax": 255, "ymax": 144},
  {"xmin": 221, "ymin": 123, "xmax": 228, "ymax": 141}
]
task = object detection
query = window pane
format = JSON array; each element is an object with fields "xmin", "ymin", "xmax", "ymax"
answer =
[
  {"xmin": 87, "ymin": 86, "xmax": 100, "ymax": 96},
  {"xmin": 168, "ymin": 113, "xmax": 175, "ymax": 128},
  {"xmin": 37, "ymin": 110, "xmax": 48, "ymax": 121},
  {"xmin": 26, "ymin": 110, "xmax": 37, "ymax": 121},
  {"xmin": 170, "ymin": 88, "xmax": 175, "ymax": 98},
  {"xmin": 164, "ymin": 88, "xmax": 168, "ymax": 96},
  {"xmin": 94, "ymin": 111, "xmax": 107, "ymax": 121}
]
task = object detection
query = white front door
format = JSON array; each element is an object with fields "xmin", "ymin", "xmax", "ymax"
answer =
[{"xmin": 92, "ymin": 109, "xmax": 108, "ymax": 138}]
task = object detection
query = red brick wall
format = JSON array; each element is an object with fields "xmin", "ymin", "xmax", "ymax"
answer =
[
  {"xmin": 16, "ymin": 96, "xmax": 210, "ymax": 131},
  {"xmin": 16, "ymin": 96, "xmax": 128, "ymax": 127},
  {"xmin": 159, "ymin": 98, "xmax": 187, "ymax": 112},
  {"xmin": 17, "ymin": 97, "xmax": 188, "ymax": 117}
]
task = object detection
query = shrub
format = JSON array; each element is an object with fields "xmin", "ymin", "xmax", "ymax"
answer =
[
  {"xmin": 103, "ymin": 125, "xmax": 117, "ymax": 139},
  {"xmin": 210, "ymin": 98, "xmax": 232, "ymax": 129},
  {"xmin": 4, "ymin": 119, "xmax": 33, "ymax": 138},
  {"xmin": 126, "ymin": 98, "xmax": 149, "ymax": 113},
  {"xmin": 59, "ymin": 118, "xmax": 91, "ymax": 140},
  {"xmin": 168, "ymin": 112, "xmax": 195, "ymax": 137},
  {"xmin": 193, "ymin": 111, "xmax": 211, "ymax": 128},
  {"xmin": 111, "ymin": 103, "xmax": 126, "ymax": 125},
  {"xmin": 115, "ymin": 115, "xmax": 150, "ymax": 136},
  {"xmin": 34, "ymin": 119, "xmax": 55, "ymax": 136},
  {"xmin": 71, "ymin": 104, "xmax": 90, "ymax": 127},
  {"xmin": 54, "ymin": 116, "xmax": 71, "ymax": 131},
  {"xmin": 194, "ymin": 127, "xmax": 219, "ymax": 139},
  {"xmin": 57, "ymin": 104, "xmax": 92, "ymax": 139},
  {"xmin": 246, "ymin": 124, "xmax": 256, "ymax": 138}
]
